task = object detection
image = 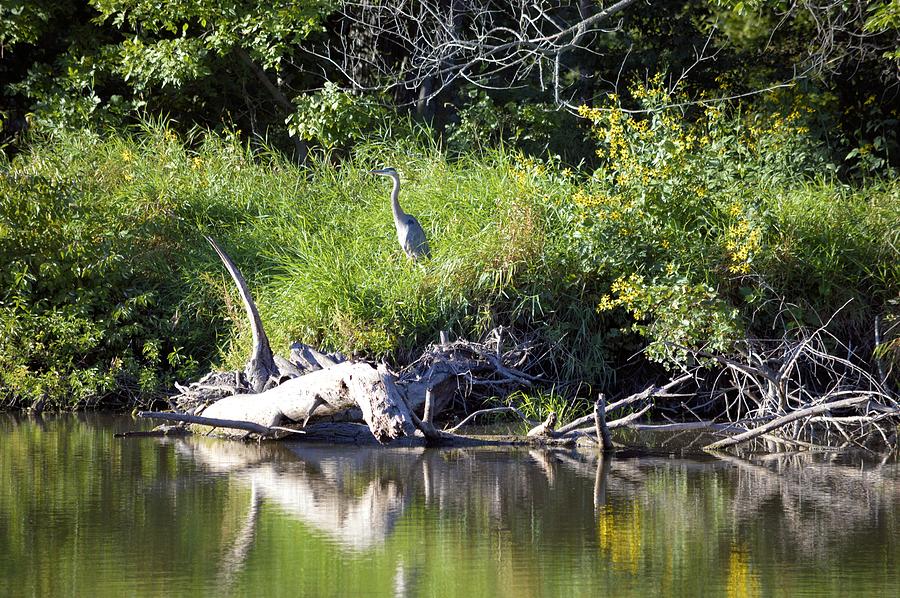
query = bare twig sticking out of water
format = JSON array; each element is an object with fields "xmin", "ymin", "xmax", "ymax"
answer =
[{"xmin": 594, "ymin": 394, "xmax": 614, "ymax": 451}]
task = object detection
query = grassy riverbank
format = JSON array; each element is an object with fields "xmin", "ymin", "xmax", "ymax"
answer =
[{"xmin": 2, "ymin": 96, "xmax": 898, "ymax": 412}]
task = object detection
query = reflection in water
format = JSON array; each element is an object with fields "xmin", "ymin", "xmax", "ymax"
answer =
[
  {"xmin": 178, "ymin": 439, "xmax": 415, "ymax": 550},
  {"xmin": 0, "ymin": 414, "xmax": 897, "ymax": 597},
  {"xmin": 217, "ymin": 479, "xmax": 260, "ymax": 592}
]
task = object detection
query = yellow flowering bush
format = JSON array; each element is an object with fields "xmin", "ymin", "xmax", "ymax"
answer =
[
  {"xmin": 598, "ymin": 272, "xmax": 740, "ymax": 363},
  {"xmin": 571, "ymin": 76, "xmax": 840, "ymax": 364}
]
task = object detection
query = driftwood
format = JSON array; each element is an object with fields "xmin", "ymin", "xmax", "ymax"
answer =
[
  {"xmin": 153, "ymin": 238, "xmax": 420, "ymax": 444},
  {"xmin": 555, "ymin": 374, "xmax": 692, "ymax": 435},
  {"xmin": 673, "ymin": 301, "xmax": 900, "ymax": 451},
  {"xmin": 137, "ymin": 410, "xmax": 305, "ymax": 438},
  {"xmin": 150, "ymin": 238, "xmax": 700, "ymax": 447},
  {"xmin": 704, "ymin": 395, "xmax": 873, "ymax": 450},
  {"xmin": 154, "ymin": 237, "xmax": 566, "ymax": 445},
  {"xmin": 186, "ymin": 361, "xmax": 418, "ymax": 443}
]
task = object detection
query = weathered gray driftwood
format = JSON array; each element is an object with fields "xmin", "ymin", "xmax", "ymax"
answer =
[
  {"xmin": 161, "ymin": 238, "xmax": 701, "ymax": 447},
  {"xmin": 193, "ymin": 360, "xmax": 420, "ymax": 443},
  {"xmin": 163, "ymin": 237, "xmax": 561, "ymax": 443},
  {"xmin": 555, "ymin": 374, "xmax": 691, "ymax": 435},
  {"xmin": 187, "ymin": 238, "xmax": 422, "ymax": 443}
]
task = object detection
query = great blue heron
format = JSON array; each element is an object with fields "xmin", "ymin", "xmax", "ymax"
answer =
[{"xmin": 371, "ymin": 167, "xmax": 431, "ymax": 260}]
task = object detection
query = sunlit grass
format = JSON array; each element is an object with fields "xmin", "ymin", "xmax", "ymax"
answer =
[{"xmin": 2, "ymin": 115, "xmax": 896, "ymax": 409}]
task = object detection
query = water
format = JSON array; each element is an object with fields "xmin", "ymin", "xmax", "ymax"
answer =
[{"xmin": 0, "ymin": 414, "xmax": 897, "ymax": 597}]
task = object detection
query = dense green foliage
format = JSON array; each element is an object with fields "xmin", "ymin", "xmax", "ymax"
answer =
[
  {"xmin": 3, "ymin": 1, "xmax": 898, "ymax": 165},
  {"xmin": 0, "ymin": 126, "xmax": 223, "ymax": 406},
  {"xmin": 2, "ymin": 1, "xmax": 898, "ymax": 410},
  {"xmin": 0, "ymin": 0, "xmax": 333, "ymax": 146},
  {"xmin": 0, "ymin": 122, "xmax": 616, "ymax": 408},
  {"xmin": 578, "ymin": 79, "xmax": 898, "ymax": 364},
  {"xmin": 1, "ymin": 94, "xmax": 897, "ymax": 408}
]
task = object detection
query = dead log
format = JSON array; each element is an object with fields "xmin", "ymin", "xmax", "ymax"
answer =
[
  {"xmin": 367, "ymin": 364, "xmax": 418, "ymax": 440},
  {"xmin": 193, "ymin": 360, "xmax": 419, "ymax": 443},
  {"xmin": 392, "ymin": 372, "xmax": 442, "ymax": 441}
]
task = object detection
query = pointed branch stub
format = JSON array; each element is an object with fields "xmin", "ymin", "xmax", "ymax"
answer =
[{"xmin": 206, "ymin": 236, "xmax": 279, "ymax": 393}]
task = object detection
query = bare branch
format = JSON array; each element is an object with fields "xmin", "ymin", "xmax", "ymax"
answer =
[
  {"xmin": 308, "ymin": 0, "xmax": 641, "ymax": 106},
  {"xmin": 704, "ymin": 395, "xmax": 872, "ymax": 451},
  {"xmin": 206, "ymin": 236, "xmax": 280, "ymax": 393}
]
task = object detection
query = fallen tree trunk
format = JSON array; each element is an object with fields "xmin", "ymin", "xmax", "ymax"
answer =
[
  {"xmin": 169, "ymin": 238, "xmax": 582, "ymax": 444},
  {"xmin": 194, "ymin": 360, "xmax": 420, "ymax": 443}
]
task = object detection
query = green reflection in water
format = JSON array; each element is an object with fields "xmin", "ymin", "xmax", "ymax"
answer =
[{"xmin": 0, "ymin": 415, "xmax": 897, "ymax": 597}]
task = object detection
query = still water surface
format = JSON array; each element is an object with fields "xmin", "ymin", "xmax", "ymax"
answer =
[{"xmin": 0, "ymin": 414, "xmax": 897, "ymax": 597}]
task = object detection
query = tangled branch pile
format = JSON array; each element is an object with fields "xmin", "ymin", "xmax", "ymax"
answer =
[{"xmin": 683, "ymin": 311, "xmax": 899, "ymax": 450}]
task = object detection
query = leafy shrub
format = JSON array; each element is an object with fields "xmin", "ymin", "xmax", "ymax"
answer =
[
  {"xmin": 286, "ymin": 83, "xmax": 409, "ymax": 151},
  {"xmin": 2, "ymin": 103, "xmax": 895, "ymax": 409},
  {"xmin": 575, "ymin": 76, "xmax": 899, "ymax": 365},
  {"xmin": 0, "ymin": 125, "xmax": 233, "ymax": 407},
  {"xmin": 445, "ymin": 87, "xmax": 591, "ymax": 159}
]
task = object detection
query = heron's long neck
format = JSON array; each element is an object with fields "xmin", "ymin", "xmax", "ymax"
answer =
[{"xmin": 389, "ymin": 175, "xmax": 405, "ymax": 224}]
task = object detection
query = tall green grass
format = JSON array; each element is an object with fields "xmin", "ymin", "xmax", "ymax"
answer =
[
  {"xmin": 0, "ymin": 123, "xmax": 613, "ymax": 408},
  {"xmin": 1, "ymin": 110, "xmax": 897, "ymax": 411}
]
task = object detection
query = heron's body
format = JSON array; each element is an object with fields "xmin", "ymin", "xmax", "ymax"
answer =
[
  {"xmin": 372, "ymin": 167, "xmax": 431, "ymax": 260},
  {"xmin": 396, "ymin": 213, "xmax": 429, "ymax": 259}
]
